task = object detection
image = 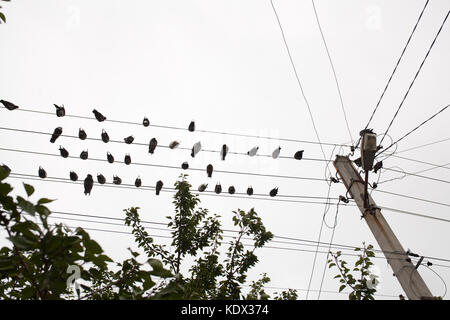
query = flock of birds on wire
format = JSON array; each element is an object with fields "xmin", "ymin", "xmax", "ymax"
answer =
[{"xmin": 1, "ymin": 99, "xmax": 306, "ymax": 198}]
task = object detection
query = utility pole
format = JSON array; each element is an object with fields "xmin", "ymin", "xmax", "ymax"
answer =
[{"xmin": 333, "ymin": 155, "xmax": 433, "ymax": 300}]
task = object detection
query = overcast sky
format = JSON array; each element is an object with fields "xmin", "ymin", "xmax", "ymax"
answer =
[{"xmin": 1, "ymin": 0, "xmax": 449, "ymax": 300}]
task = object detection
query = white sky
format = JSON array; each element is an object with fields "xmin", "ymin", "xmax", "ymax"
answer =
[{"xmin": 0, "ymin": 0, "xmax": 449, "ymax": 300}]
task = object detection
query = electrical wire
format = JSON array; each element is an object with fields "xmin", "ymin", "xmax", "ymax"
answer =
[
  {"xmin": 378, "ymin": 162, "xmax": 450, "ymax": 185},
  {"xmin": 382, "ymin": 167, "xmax": 450, "ymax": 185}
]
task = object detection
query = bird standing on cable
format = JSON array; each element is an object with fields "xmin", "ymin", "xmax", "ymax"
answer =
[
  {"xmin": 107, "ymin": 152, "xmax": 114, "ymax": 163},
  {"xmin": 188, "ymin": 121, "xmax": 195, "ymax": 132},
  {"xmin": 84, "ymin": 174, "xmax": 93, "ymax": 195},
  {"xmin": 247, "ymin": 146, "xmax": 259, "ymax": 157},
  {"xmin": 0, "ymin": 99, "xmax": 19, "ymax": 110},
  {"xmin": 79, "ymin": 128, "xmax": 87, "ymax": 140},
  {"xmin": 143, "ymin": 117, "xmax": 150, "ymax": 127},
  {"xmin": 113, "ymin": 175, "xmax": 122, "ymax": 185},
  {"xmin": 272, "ymin": 147, "xmax": 281, "ymax": 159},
  {"xmin": 124, "ymin": 154, "xmax": 131, "ymax": 165},
  {"xmin": 148, "ymin": 138, "xmax": 158, "ymax": 154},
  {"xmin": 247, "ymin": 186, "xmax": 253, "ymax": 196},
  {"xmin": 80, "ymin": 150, "xmax": 88, "ymax": 160},
  {"xmin": 269, "ymin": 187, "xmax": 278, "ymax": 197},
  {"xmin": 38, "ymin": 166, "xmax": 47, "ymax": 179},
  {"xmin": 294, "ymin": 150, "xmax": 304, "ymax": 160},
  {"xmin": 169, "ymin": 141, "xmax": 180, "ymax": 149},
  {"xmin": 135, "ymin": 177, "xmax": 142, "ymax": 188},
  {"xmin": 70, "ymin": 171, "xmax": 78, "ymax": 182},
  {"xmin": 228, "ymin": 186, "xmax": 235, "ymax": 195},
  {"xmin": 54, "ymin": 104, "xmax": 65, "ymax": 117},
  {"xmin": 101, "ymin": 129, "xmax": 109, "ymax": 143},
  {"xmin": 198, "ymin": 183, "xmax": 208, "ymax": 192},
  {"xmin": 124, "ymin": 136, "xmax": 134, "ymax": 144},
  {"xmin": 221, "ymin": 144, "xmax": 229, "ymax": 160},
  {"xmin": 97, "ymin": 174, "xmax": 106, "ymax": 185},
  {"xmin": 155, "ymin": 180, "xmax": 163, "ymax": 195},
  {"xmin": 93, "ymin": 109, "xmax": 106, "ymax": 122},
  {"xmin": 59, "ymin": 146, "xmax": 69, "ymax": 158},
  {"xmin": 215, "ymin": 183, "xmax": 222, "ymax": 194},
  {"xmin": 191, "ymin": 141, "xmax": 201, "ymax": 158},
  {"xmin": 181, "ymin": 162, "xmax": 189, "ymax": 170},
  {"xmin": 206, "ymin": 164, "xmax": 213, "ymax": 178},
  {"xmin": 373, "ymin": 161, "xmax": 383, "ymax": 174},
  {"xmin": 50, "ymin": 127, "xmax": 63, "ymax": 143}
]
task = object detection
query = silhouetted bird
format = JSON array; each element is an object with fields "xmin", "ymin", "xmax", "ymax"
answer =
[
  {"xmin": 59, "ymin": 146, "xmax": 69, "ymax": 158},
  {"xmin": 228, "ymin": 186, "xmax": 235, "ymax": 195},
  {"xmin": 143, "ymin": 117, "xmax": 150, "ymax": 127},
  {"xmin": 373, "ymin": 161, "xmax": 383, "ymax": 174},
  {"xmin": 80, "ymin": 150, "xmax": 88, "ymax": 160},
  {"xmin": 269, "ymin": 187, "xmax": 278, "ymax": 197},
  {"xmin": 155, "ymin": 180, "xmax": 163, "ymax": 195},
  {"xmin": 191, "ymin": 141, "xmax": 201, "ymax": 158},
  {"xmin": 54, "ymin": 104, "xmax": 65, "ymax": 117},
  {"xmin": 38, "ymin": 166, "xmax": 47, "ymax": 179},
  {"xmin": 372, "ymin": 182, "xmax": 378, "ymax": 189},
  {"xmin": 198, "ymin": 183, "xmax": 208, "ymax": 192},
  {"xmin": 101, "ymin": 129, "xmax": 109, "ymax": 143},
  {"xmin": 113, "ymin": 175, "xmax": 122, "ymax": 185},
  {"xmin": 135, "ymin": 177, "xmax": 142, "ymax": 188},
  {"xmin": 124, "ymin": 136, "xmax": 134, "ymax": 144},
  {"xmin": 206, "ymin": 164, "xmax": 213, "ymax": 178},
  {"xmin": 247, "ymin": 186, "xmax": 253, "ymax": 196},
  {"xmin": 84, "ymin": 174, "xmax": 93, "ymax": 195},
  {"xmin": 294, "ymin": 150, "xmax": 304, "ymax": 160},
  {"xmin": 169, "ymin": 141, "xmax": 180, "ymax": 149},
  {"xmin": 221, "ymin": 144, "xmax": 229, "ymax": 160},
  {"xmin": 148, "ymin": 138, "xmax": 158, "ymax": 154},
  {"xmin": 97, "ymin": 174, "xmax": 106, "ymax": 185},
  {"xmin": 215, "ymin": 183, "xmax": 222, "ymax": 194},
  {"xmin": 70, "ymin": 171, "xmax": 78, "ymax": 182},
  {"xmin": 0, "ymin": 99, "xmax": 19, "ymax": 110},
  {"xmin": 78, "ymin": 128, "xmax": 87, "ymax": 140},
  {"xmin": 1, "ymin": 164, "xmax": 11, "ymax": 174},
  {"xmin": 182, "ymin": 162, "xmax": 189, "ymax": 170},
  {"xmin": 124, "ymin": 154, "xmax": 131, "ymax": 165},
  {"xmin": 188, "ymin": 121, "xmax": 195, "ymax": 132},
  {"xmin": 50, "ymin": 127, "xmax": 63, "ymax": 143},
  {"xmin": 272, "ymin": 147, "xmax": 281, "ymax": 159},
  {"xmin": 247, "ymin": 146, "xmax": 259, "ymax": 157},
  {"xmin": 93, "ymin": 109, "xmax": 106, "ymax": 122},
  {"xmin": 107, "ymin": 152, "xmax": 114, "ymax": 163}
]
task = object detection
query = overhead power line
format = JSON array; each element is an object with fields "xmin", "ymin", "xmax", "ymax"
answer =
[
  {"xmin": 394, "ymin": 137, "xmax": 450, "ymax": 155},
  {"xmin": 382, "ymin": 167, "xmax": 450, "ymax": 185}
]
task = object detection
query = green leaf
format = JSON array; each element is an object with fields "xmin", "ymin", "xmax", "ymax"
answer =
[
  {"xmin": 23, "ymin": 183, "xmax": 35, "ymax": 197},
  {"xmin": 85, "ymin": 239, "xmax": 103, "ymax": 254},
  {"xmin": 37, "ymin": 198, "xmax": 54, "ymax": 205},
  {"xmin": 339, "ymin": 285, "xmax": 346, "ymax": 292},
  {"xmin": 0, "ymin": 165, "xmax": 10, "ymax": 181},
  {"xmin": 17, "ymin": 196, "xmax": 35, "ymax": 216},
  {"xmin": 0, "ymin": 182, "xmax": 13, "ymax": 196}
]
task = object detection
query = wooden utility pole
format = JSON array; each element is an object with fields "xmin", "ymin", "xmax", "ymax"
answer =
[{"xmin": 333, "ymin": 155, "xmax": 433, "ymax": 300}]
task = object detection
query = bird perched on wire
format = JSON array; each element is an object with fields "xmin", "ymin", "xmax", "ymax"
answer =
[
  {"xmin": 294, "ymin": 150, "xmax": 304, "ymax": 160},
  {"xmin": 269, "ymin": 187, "xmax": 278, "ymax": 197},
  {"xmin": 97, "ymin": 174, "xmax": 106, "ymax": 185},
  {"xmin": 148, "ymin": 138, "xmax": 158, "ymax": 154},
  {"xmin": 107, "ymin": 152, "xmax": 114, "ymax": 163},
  {"xmin": 101, "ymin": 129, "xmax": 109, "ymax": 143},
  {"xmin": 143, "ymin": 117, "xmax": 150, "ymax": 127},
  {"xmin": 38, "ymin": 166, "xmax": 47, "ymax": 179},
  {"xmin": 78, "ymin": 128, "xmax": 87, "ymax": 140},
  {"xmin": 191, "ymin": 141, "xmax": 201, "ymax": 158},
  {"xmin": 80, "ymin": 150, "xmax": 88, "ymax": 160},
  {"xmin": 247, "ymin": 186, "xmax": 253, "ymax": 196},
  {"xmin": 228, "ymin": 186, "xmax": 235, "ymax": 195},
  {"xmin": 59, "ymin": 146, "xmax": 69, "ymax": 158},
  {"xmin": 206, "ymin": 164, "xmax": 213, "ymax": 178},
  {"xmin": 373, "ymin": 161, "xmax": 383, "ymax": 174},
  {"xmin": 135, "ymin": 177, "xmax": 142, "ymax": 188},
  {"xmin": 221, "ymin": 144, "xmax": 229, "ymax": 160},
  {"xmin": 198, "ymin": 183, "xmax": 208, "ymax": 192},
  {"xmin": 272, "ymin": 147, "xmax": 281, "ymax": 159},
  {"xmin": 215, "ymin": 183, "xmax": 222, "ymax": 194},
  {"xmin": 124, "ymin": 136, "xmax": 134, "ymax": 144},
  {"xmin": 93, "ymin": 109, "xmax": 106, "ymax": 122},
  {"xmin": 113, "ymin": 175, "xmax": 122, "ymax": 185},
  {"xmin": 54, "ymin": 104, "xmax": 65, "ymax": 117},
  {"xmin": 0, "ymin": 99, "xmax": 19, "ymax": 110},
  {"xmin": 247, "ymin": 146, "xmax": 259, "ymax": 157},
  {"xmin": 181, "ymin": 162, "xmax": 189, "ymax": 170},
  {"xmin": 124, "ymin": 154, "xmax": 131, "ymax": 165},
  {"xmin": 188, "ymin": 121, "xmax": 195, "ymax": 132},
  {"xmin": 50, "ymin": 127, "xmax": 63, "ymax": 143},
  {"xmin": 84, "ymin": 174, "xmax": 93, "ymax": 195},
  {"xmin": 156, "ymin": 180, "xmax": 163, "ymax": 195},
  {"xmin": 169, "ymin": 140, "xmax": 180, "ymax": 149},
  {"xmin": 70, "ymin": 171, "xmax": 78, "ymax": 182}
]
